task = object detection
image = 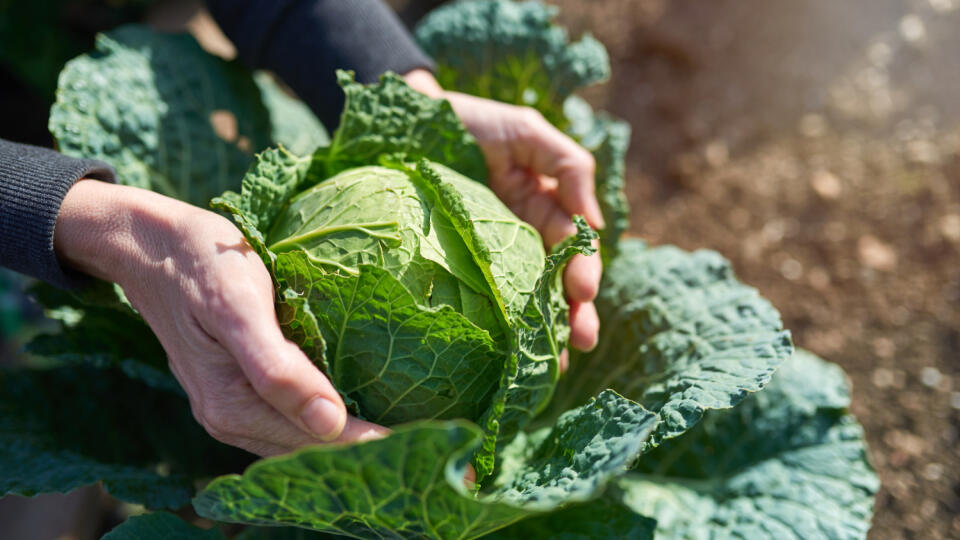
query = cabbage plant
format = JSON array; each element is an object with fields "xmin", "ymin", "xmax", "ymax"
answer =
[{"xmin": 1, "ymin": 2, "xmax": 880, "ymax": 539}]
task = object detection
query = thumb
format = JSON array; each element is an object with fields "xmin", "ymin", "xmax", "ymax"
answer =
[{"xmin": 220, "ymin": 315, "xmax": 348, "ymax": 442}]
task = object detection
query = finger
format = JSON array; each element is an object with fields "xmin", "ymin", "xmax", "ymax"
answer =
[
  {"xmin": 464, "ymin": 464, "xmax": 477, "ymax": 490},
  {"xmin": 518, "ymin": 192, "xmax": 577, "ymax": 248},
  {"xmin": 519, "ymin": 110, "xmax": 605, "ymax": 229},
  {"xmin": 333, "ymin": 416, "xmax": 391, "ymax": 444},
  {"xmin": 559, "ymin": 349, "xmax": 570, "ymax": 373},
  {"xmin": 563, "ymin": 250, "xmax": 602, "ymax": 303},
  {"xmin": 569, "ymin": 301, "xmax": 600, "ymax": 351},
  {"xmin": 218, "ymin": 315, "xmax": 348, "ymax": 442}
]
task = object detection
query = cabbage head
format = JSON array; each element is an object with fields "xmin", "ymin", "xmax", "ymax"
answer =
[
  {"xmin": 214, "ymin": 72, "xmax": 596, "ymax": 478},
  {"xmin": 265, "ymin": 163, "xmax": 544, "ymax": 424}
]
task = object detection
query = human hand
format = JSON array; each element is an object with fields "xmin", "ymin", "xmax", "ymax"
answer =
[
  {"xmin": 54, "ymin": 180, "xmax": 388, "ymax": 456},
  {"xmin": 404, "ymin": 70, "xmax": 603, "ymax": 359}
]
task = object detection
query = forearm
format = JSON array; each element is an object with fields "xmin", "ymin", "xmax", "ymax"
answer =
[{"xmin": 0, "ymin": 139, "xmax": 115, "ymax": 287}]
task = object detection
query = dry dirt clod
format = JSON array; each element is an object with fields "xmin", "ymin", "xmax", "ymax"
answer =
[
  {"xmin": 857, "ymin": 235, "xmax": 898, "ymax": 271},
  {"xmin": 811, "ymin": 170, "xmax": 843, "ymax": 200},
  {"xmin": 939, "ymin": 214, "xmax": 960, "ymax": 242}
]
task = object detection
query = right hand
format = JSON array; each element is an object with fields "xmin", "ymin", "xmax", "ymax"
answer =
[{"xmin": 54, "ymin": 179, "xmax": 388, "ymax": 456}]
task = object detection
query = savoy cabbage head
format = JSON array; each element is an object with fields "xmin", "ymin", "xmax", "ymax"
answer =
[
  {"xmin": 210, "ymin": 71, "xmax": 597, "ymax": 480},
  {"xmin": 2, "ymin": 2, "xmax": 879, "ymax": 539}
]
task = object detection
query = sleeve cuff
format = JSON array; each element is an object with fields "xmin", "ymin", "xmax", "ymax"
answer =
[{"xmin": 0, "ymin": 140, "xmax": 116, "ymax": 289}]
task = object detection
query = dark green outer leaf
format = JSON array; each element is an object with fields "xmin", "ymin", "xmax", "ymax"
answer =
[
  {"xmin": 0, "ymin": 366, "xmax": 253, "ymax": 509},
  {"xmin": 194, "ymin": 391, "xmax": 656, "ymax": 540},
  {"xmin": 620, "ymin": 350, "xmax": 880, "ymax": 539},
  {"xmin": 550, "ymin": 239, "xmax": 794, "ymax": 452},
  {"xmin": 49, "ymin": 25, "xmax": 271, "ymax": 207},
  {"xmin": 415, "ymin": 0, "xmax": 610, "ymax": 127}
]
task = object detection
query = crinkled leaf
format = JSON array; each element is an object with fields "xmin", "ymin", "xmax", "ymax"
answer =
[
  {"xmin": 323, "ymin": 71, "xmax": 487, "ymax": 181},
  {"xmin": 619, "ymin": 350, "xmax": 879, "ymax": 539},
  {"xmin": 211, "ymin": 146, "xmax": 315, "ymax": 267},
  {"xmin": 254, "ymin": 72, "xmax": 330, "ymax": 155},
  {"xmin": 564, "ymin": 97, "xmax": 631, "ymax": 257},
  {"xmin": 0, "ymin": 365, "xmax": 253, "ymax": 509},
  {"xmin": 49, "ymin": 25, "xmax": 271, "ymax": 207},
  {"xmin": 103, "ymin": 513, "xmax": 227, "ymax": 540},
  {"xmin": 415, "ymin": 0, "xmax": 610, "ymax": 127},
  {"xmin": 194, "ymin": 391, "xmax": 655, "ymax": 540},
  {"xmin": 551, "ymin": 239, "xmax": 794, "ymax": 451}
]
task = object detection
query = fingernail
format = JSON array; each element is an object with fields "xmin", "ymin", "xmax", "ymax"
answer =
[
  {"xmin": 301, "ymin": 397, "xmax": 346, "ymax": 441},
  {"xmin": 593, "ymin": 206, "xmax": 606, "ymax": 229}
]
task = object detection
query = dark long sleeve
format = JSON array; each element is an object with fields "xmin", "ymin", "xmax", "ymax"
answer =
[
  {"xmin": 206, "ymin": 0, "xmax": 434, "ymax": 129},
  {"xmin": 0, "ymin": 139, "xmax": 115, "ymax": 288}
]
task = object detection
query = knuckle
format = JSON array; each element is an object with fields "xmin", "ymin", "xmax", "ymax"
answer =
[
  {"xmin": 517, "ymin": 107, "xmax": 546, "ymax": 134},
  {"xmin": 569, "ymin": 148, "xmax": 596, "ymax": 178},
  {"xmin": 251, "ymin": 354, "xmax": 298, "ymax": 395}
]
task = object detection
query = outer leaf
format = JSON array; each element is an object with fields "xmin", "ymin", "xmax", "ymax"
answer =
[
  {"xmin": 102, "ymin": 513, "xmax": 226, "ymax": 540},
  {"xmin": 550, "ymin": 239, "xmax": 794, "ymax": 451},
  {"xmin": 194, "ymin": 391, "xmax": 656, "ymax": 540},
  {"xmin": 0, "ymin": 366, "xmax": 253, "ymax": 509},
  {"xmin": 324, "ymin": 71, "xmax": 487, "ymax": 181},
  {"xmin": 415, "ymin": 0, "xmax": 610, "ymax": 127},
  {"xmin": 49, "ymin": 25, "xmax": 271, "ymax": 207},
  {"xmin": 254, "ymin": 72, "xmax": 330, "ymax": 155},
  {"xmin": 619, "ymin": 350, "xmax": 880, "ymax": 539}
]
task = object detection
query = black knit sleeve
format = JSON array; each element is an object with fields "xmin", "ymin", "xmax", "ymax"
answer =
[
  {"xmin": 0, "ymin": 139, "xmax": 116, "ymax": 288},
  {"xmin": 206, "ymin": 0, "xmax": 434, "ymax": 129}
]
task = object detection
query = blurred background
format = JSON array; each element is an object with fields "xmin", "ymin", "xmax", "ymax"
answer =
[{"xmin": 1, "ymin": 0, "xmax": 958, "ymax": 538}]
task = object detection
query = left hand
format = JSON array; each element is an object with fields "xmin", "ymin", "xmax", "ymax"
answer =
[{"xmin": 404, "ymin": 71, "xmax": 604, "ymax": 358}]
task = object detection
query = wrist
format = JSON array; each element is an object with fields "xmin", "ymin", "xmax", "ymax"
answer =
[{"xmin": 54, "ymin": 180, "xmax": 183, "ymax": 285}]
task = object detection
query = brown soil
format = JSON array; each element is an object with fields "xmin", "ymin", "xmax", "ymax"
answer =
[{"xmin": 551, "ymin": 0, "xmax": 960, "ymax": 538}]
